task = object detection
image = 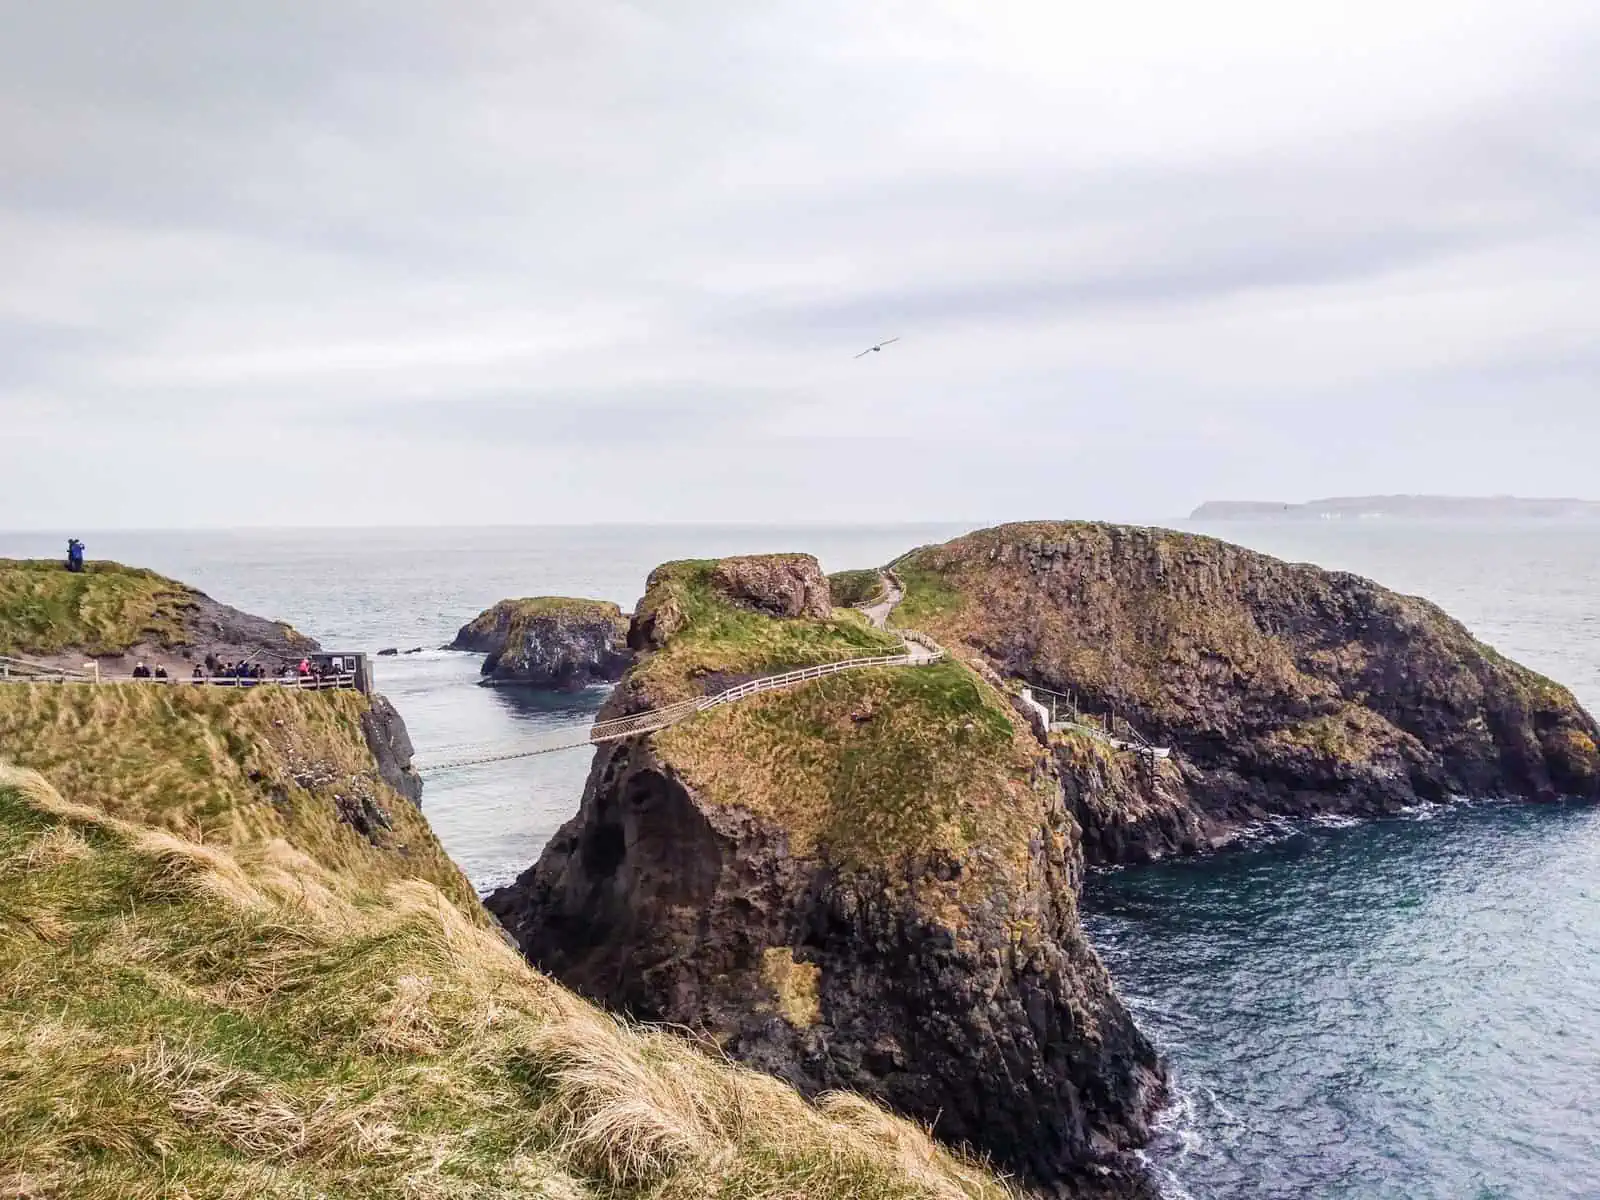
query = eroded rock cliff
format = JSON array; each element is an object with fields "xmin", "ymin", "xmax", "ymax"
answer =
[
  {"xmin": 487, "ymin": 554, "xmax": 1165, "ymax": 1196},
  {"xmin": 894, "ymin": 521, "xmax": 1600, "ymax": 862},
  {"xmin": 447, "ymin": 597, "xmax": 631, "ymax": 689}
]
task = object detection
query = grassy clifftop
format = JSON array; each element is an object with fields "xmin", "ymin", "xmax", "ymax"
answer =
[
  {"xmin": 628, "ymin": 557, "xmax": 902, "ymax": 705},
  {"xmin": 0, "ymin": 685, "xmax": 1013, "ymax": 1199},
  {"xmin": 0, "ymin": 559, "xmax": 315, "ymax": 661},
  {"xmin": 624, "ymin": 554, "xmax": 1040, "ymax": 873},
  {"xmin": 449, "ymin": 596, "xmax": 628, "ymax": 649},
  {"xmin": 894, "ymin": 520, "xmax": 1600, "ymax": 808},
  {"xmin": 0, "ymin": 561, "xmax": 195, "ymax": 657}
]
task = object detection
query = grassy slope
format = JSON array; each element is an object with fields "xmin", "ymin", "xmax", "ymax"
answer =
[
  {"xmin": 632, "ymin": 559, "xmax": 1043, "ymax": 880},
  {"xmin": 631, "ymin": 560, "xmax": 903, "ymax": 704},
  {"xmin": 0, "ymin": 560, "xmax": 197, "ymax": 657},
  {"xmin": 0, "ymin": 685, "xmax": 1014, "ymax": 1200},
  {"xmin": 659, "ymin": 661, "xmax": 1040, "ymax": 876},
  {"xmin": 826, "ymin": 569, "xmax": 886, "ymax": 608}
]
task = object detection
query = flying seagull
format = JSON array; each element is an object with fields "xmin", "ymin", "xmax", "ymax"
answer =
[{"xmin": 855, "ymin": 337, "xmax": 900, "ymax": 358}]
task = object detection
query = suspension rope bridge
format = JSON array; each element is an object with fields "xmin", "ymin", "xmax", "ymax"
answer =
[{"xmin": 415, "ymin": 636, "xmax": 944, "ymax": 773}]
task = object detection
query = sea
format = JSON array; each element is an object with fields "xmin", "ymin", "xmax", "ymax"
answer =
[{"xmin": 2, "ymin": 520, "xmax": 1596, "ymax": 1199}]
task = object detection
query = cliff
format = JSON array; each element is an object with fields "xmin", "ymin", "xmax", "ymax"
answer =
[
  {"xmin": 0, "ymin": 602, "xmax": 1013, "ymax": 1199},
  {"xmin": 895, "ymin": 521, "xmax": 1600, "ymax": 861},
  {"xmin": 447, "ymin": 596, "xmax": 630, "ymax": 689},
  {"xmin": 0, "ymin": 558, "xmax": 318, "ymax": 669},
  {"xmin": 488, "ymin": 553, "xmax": 1165, "ymax": 1196}
]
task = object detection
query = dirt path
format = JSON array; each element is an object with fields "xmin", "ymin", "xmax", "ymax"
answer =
[
  {"xmin": 859, "ymin": 571, "xmax": 941, "ymax": 663},
  {"xmin": 861, "ymin": 571, "xmax": 903, "ymax": 630}
]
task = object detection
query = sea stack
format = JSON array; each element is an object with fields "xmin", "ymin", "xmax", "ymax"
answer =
[{"xmin": 447, "ymin": 597, "xmax": 631, "ymax": 689}]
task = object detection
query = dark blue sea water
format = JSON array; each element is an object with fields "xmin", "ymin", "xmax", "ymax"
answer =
[{"xmin": 2, "ymin": 519, "xmax": 1596, "ymax": 1197}]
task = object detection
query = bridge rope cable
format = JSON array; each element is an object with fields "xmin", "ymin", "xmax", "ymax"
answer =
[{"xmin": 416, "ymin": 640, "xmax": 945, "ymax": 773}]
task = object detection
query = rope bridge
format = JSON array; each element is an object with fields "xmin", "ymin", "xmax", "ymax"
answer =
[{"xmin": 416, "ymin": 639, "xmax": 945, "ymax": 774}]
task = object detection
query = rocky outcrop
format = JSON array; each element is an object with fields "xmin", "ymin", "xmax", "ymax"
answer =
[
  {"xmin": 360, "ymin": 693, "xmax": 423, "ymax": 807},
  {"xmin": 896, "ymin": 521, "xmax": 1600, "ymax": 862},
  {"xmin": 709, "ymin": 554, "xmax": 833, "ymax": 620},
  {"xmin": 186, "ymin": 591, "xmax": 320, "ymax": 664},
  {"xmin": 447, "ymin": 597, "xmax": 631, "ymax": 690},
  {"xmin": 488, "ymin": 554, "xmax": 1164, "ymax": 1196}
]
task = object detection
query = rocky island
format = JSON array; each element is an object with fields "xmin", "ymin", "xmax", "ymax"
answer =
[
  {"xmin": 447, "ymin": 596, "xmax": 631, "ymax": 688},
  {"xmin": 892, "ymin": 521, "xmax": 1600, "ymax": 862},
  {"xmin": 0, "ymin": 560, "xmax": 1007, "ymax": 1200},
  {"xmin": 488, "ymin": 553, "xmax": 1166, "ymax": 1197}
]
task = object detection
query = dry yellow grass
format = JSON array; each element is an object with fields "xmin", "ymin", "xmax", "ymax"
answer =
[
  {"xmin": 0, "ymin": 693, "xmax": 1019, "ymax": 1200},
  {"xmin": 0, "ymin": 682, "xmax": 476, "ymax": 911}
]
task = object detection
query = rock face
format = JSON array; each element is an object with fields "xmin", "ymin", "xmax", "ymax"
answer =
[
  {"xmin": 447, "ymin": 597, "xmax": 630, "ymax": 690},
  {"xmin": 487, "ymin": 554, "xmax": 1164, "ymax": 1196},
  {"xmin": 709, "ymin": 553, "xmax": 833, "ymax": 620},
  {"xmin": 896, "ymin": 521, "xmax": 1600, "ymax": 863},
  {"xmin": 360, "ymin": 693, "xmax": 423, "ymax": 807}
]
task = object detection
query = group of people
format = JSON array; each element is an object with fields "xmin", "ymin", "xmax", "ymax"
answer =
[
  {"xmin": 199, "ymin": 655, "xmax": 276, "ymax": 680},
  {"xmin": 122, "ymin": 654, "xmax": 352, "ymax": 687}
]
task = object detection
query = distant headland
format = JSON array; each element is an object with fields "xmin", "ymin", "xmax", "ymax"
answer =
[{"xmin": 1190, "ymin": 495, "xmax": 1600, "ymax": 521}]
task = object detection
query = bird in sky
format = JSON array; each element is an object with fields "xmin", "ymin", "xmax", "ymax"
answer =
[{"xmin": 854, "ymin": 337, "xmax": 900, "ymax": 358}]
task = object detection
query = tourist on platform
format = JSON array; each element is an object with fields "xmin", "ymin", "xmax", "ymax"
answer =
[
  {"xmin": 132, "ymin": 662, "xmax": 151, "ymax": 679},
  {"xmin": 153, "ymin": 665, "xmax": 168, "ymax": 680}
]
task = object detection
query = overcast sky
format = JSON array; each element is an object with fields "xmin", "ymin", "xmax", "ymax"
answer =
[{"xmin": 3, "ymin": 0, "xmax": 1597, "ymax": 528}]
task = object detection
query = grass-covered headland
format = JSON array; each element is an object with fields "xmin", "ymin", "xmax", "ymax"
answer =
[
  {"xmin": 0, "ymin": 679, "xmax": 1016, "ymax": 1199},
  {"xmin": 0, "ymin": 560, "xmax": 196, "ymax": 657}
]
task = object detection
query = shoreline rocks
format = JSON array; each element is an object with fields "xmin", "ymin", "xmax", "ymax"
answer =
[{"xmin": 446, "ymin": 597, "xmax": 631, "ymax": 690}]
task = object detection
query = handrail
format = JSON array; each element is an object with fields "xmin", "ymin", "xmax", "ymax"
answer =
[
  {"xmin": 0, "ymin": 668, "xmax": 359, "ymax": 691},
  {"xmin": 419, "ymin": 639, "xmax": 947, "ymax": 772}
]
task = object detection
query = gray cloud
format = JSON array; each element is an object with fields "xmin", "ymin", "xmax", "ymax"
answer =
[{"xmin": 2, "ymin": 0, "xmax": 1598, "ymax": 528}]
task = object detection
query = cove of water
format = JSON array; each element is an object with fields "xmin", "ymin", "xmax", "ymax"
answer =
[{"xmin": 2, "ymin": 519, "xmax": 1596, "ymax": 1196}]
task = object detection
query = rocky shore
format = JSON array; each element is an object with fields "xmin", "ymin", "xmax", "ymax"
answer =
[{"xmin": 447, "ymin": 596, "xmax": 631, "ymax": 689}]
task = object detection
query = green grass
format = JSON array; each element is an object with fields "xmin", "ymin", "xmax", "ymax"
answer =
[
  {"xmin": 826, "ymin": 570, "xmax": 886, "ymax": 608},
  {"xmin": 633, "ymin": 561, "xmax": 902, "ymax": 703},
  {"xmin": 658, "ymin": 659, "xmax": 1036, "ymax": 873},
  {"xmin": 0, "ymin": 699, "xmax": 1017, "ymax": 1200},
  {"xmin": 887, "ymin": 559, "xmax": 968, "ymax": 628},
  {"xmin": 0, "ymin": 560, "xmax": 197, "ymax": 657}
]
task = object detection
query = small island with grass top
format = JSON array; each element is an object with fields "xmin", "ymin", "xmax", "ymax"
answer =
[{"xmin": 447, "ymin": 595, "xmax": 631, "ymax": 689}]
